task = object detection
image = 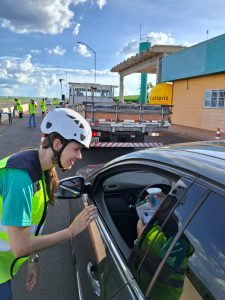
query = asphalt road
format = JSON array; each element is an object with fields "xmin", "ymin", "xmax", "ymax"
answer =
[{"xmin": 0, "ymin": 113, "xmax": 196, "ymax": 300}]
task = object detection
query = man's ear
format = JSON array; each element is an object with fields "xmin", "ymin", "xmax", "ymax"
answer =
[{"xmin": 52, "ymin": 138, "xmax": 63, "ymax": 151}]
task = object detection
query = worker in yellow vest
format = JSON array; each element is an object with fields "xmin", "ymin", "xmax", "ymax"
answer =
[
  {"xmin": 40, "ymin": 98, "xmax": 47, "ymax": 115},
  {"xmin": 0, "ymin": 108, "xmax": 96, "ymax": 299},
  {"xmin": 28, "ymin": 99, "xmax": 37, "ymax": 127},
  {"xmin": 14, "ymin": 98, "xmax": 23, "ymax": 118}
]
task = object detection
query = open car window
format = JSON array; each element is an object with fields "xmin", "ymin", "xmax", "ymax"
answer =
[{"xmin": 91, "ymin": 164, "xmax": 179, "ymax": 259}]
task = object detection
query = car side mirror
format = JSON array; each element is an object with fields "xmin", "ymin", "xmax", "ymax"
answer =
[{"xmin": 56, "ymin": 176, "xmax": 90, "ymax": 199}]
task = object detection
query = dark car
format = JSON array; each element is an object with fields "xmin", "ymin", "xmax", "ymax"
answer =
[{"xmin": 57, "ymin": 141, "xmax": 225, "ymax": 300}]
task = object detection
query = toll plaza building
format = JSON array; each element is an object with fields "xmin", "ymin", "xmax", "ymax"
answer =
[
  {"xmin": 111, "ymin": 33, "xmax": 225, "ymax": 134},
  {"xmin": 161, "ymin": 33, "xmax": 225, "ymax": 133}
]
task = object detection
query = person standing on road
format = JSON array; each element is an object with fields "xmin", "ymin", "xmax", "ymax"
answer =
[
  {"xmin": 0, "ymin": 108, "xmax": 97, "ymax": 300},
  {"xmin": 14, "ymin": 98, "xmax": 23, "ymax": 118},
  {"xmin": 40, "ymin": 98, "xmax": 47, "ymax": 115},
  {"xmin": 28, "ymin": 98, "xmax": 37, "ymax": 127}
]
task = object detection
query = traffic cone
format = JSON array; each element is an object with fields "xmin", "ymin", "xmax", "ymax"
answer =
[{"xmin": 214, "ymin": 128, "xmax": 221, "ymax": 140}]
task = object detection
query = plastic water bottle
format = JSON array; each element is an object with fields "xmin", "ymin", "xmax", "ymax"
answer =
[{"xmin": 142, "ymin": 187, "xmax": 162, "ymax": 224}]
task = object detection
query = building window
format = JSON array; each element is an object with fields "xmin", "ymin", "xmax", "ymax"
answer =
[{"xmin": 204, "ymin": 89, "xmax": 225, "ymax": 108}]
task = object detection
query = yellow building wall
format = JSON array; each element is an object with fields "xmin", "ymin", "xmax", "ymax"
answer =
[{"xmin": 172, "ymin": 73, "xmax": 225, "ymax": 132}]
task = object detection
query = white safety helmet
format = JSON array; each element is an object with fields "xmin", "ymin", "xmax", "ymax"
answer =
[{"xmin": 41, "ymin": 108, "xmax": 92, "ymax": 148}]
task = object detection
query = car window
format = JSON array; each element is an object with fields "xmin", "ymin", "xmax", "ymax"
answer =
[
  {"xmin": 98, "ymin": 168, "xmax": 176, "ymax": 252},
  {"xmin": 102, "ymin": 170, "xmax": 171, "ymax": 191},
  {"xmin": 128, "ymin": 180, "xmax": 208, "ymax": 299}
]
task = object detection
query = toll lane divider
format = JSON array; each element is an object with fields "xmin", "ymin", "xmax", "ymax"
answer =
[{"xmin": 90, "ymin": 142, "xmax": 163, "ymax": 148}]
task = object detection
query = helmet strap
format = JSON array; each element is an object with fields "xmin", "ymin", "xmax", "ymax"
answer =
[{"xmin": 47, "ymin": 135, "xmax": 69, "ymax": 171}]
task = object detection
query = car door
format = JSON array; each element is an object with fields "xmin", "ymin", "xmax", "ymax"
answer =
[
  {"xmin": 69, "ymin": 161, "xmax": 184, "ymax": 299},
  {"xmin": 70, "ymin": 193, "xmax": 144, "ymax": 300}
]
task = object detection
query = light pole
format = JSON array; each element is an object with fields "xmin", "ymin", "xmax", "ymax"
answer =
[
  {"xmin": 77, "ymin": 42, "xmax": 96, "ymax": 84},
  {"xmin": 59, "ymin": 78, "xmax": 64, "ymax": 100},
  {"xmin": 56, "ymin": 66, "xmax": 68, "ymax": 100}
]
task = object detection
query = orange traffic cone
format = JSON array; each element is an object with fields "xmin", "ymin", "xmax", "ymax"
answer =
[{"xmin": 214, "ymin": 128, "xmax": 221, "ymax": 140}]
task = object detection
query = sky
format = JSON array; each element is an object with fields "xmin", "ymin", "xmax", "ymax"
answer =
[{"xmin": 0, "ymin": 0, "xmax": 225, "ymax": 98}]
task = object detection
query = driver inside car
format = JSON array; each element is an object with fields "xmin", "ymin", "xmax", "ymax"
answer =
[{"xmin": 132, "ymin": 187, "xmax": 195, "ymax": 300}]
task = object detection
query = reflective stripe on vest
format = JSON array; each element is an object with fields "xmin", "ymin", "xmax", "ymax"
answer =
[{"xmin": 0, "ymin": 155, "xmax": 47, "ymax": 283}]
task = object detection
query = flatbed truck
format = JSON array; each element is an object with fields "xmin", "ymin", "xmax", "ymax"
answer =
[{"xmin": 73, "ymin": 102, "xmax": 172, "ymax": 142}]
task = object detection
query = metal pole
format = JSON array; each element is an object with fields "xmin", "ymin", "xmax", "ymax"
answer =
[
  {"xmin": 65, "ymin": 72, "xmax": 68, "ymax": 100},
  {"xmin": 78, "ymin": 42, "xmax": 96, "ymax": 84},
  {"xmin": 57, "ymin": 66, "xmax": 67, "ymax": 100},
  {"xmin": 94, "ymin": 51, "xmax": 96, "ymax": 84}
]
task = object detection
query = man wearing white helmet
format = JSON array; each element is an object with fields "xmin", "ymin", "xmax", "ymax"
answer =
[{"xmin": 0, "ymin": 108, "xmax": 96, "ymax": 299}]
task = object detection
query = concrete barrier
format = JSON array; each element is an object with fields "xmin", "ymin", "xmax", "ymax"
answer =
[{"xmin": 0, "ymin": 104, "xmax": 29, "ymax": 124}]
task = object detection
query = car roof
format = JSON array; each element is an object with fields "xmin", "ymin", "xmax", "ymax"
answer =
[{"xmin": 105, "ymin": 141, "xmax": 225, "ymax": 187}]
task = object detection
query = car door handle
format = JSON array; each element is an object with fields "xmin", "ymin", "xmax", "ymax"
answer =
[{"xmin": 87, "ymin": 262, "xmax": 101, "ymax": 297}]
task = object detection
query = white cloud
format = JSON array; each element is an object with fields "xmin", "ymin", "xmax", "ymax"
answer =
[
  {"xmin": 73, "ymin": 0, "xmax": 88, "ymax": 4},
  {"xmin": 96, "ymin": 0, "xmax": 107, "ymax": 9},
  {"xmin": 49, "ymin": 74, "xmax": 58, "ymax": 86},
  {"xmin": 0, "ymin": 84, "xmax": 19, "ymax": 96},
  {"xmin": 0, "ymin": 68, "xmax": 8, "ymax": 79},
  {"xmin": 1, "ymin": 59, "xmax": 12, "ymax": 70},
  {"xmin": 120, "ymin": 39, "xmax": 138, "ymax": 57},
  {"xmin": 0, "ymin": 0, "xmax": 74, "ymax": 35},
  {"xmin": 147, "ymin": 32, "xmax": 175, "ymax": 45},
  {"xmin": 19, "ymin": 54, "xmax": 34, "ymax": 72},
  {"xmin": 0, "ymin": 55, "xmax": 35, "ymax": 87},
  {"xmin": 73, "ymin": 23, "xmax": 81, "ymax": 35},
  {"xmin": 0, "ymin": 53, "xmax": 155, "ymax": 97},
  {"xmin": 73, "ymin": 0, "xmax": 106, "ymax": 9},
  {"xmin": 47, "ymin": 46, "xmax": 66, "ymax": 56},
  {"xmin": 30, "ymin": 49, "xmax": 42, "ymax": 54},
  {"xmin": 0, "ymin": 0, "xmax": 107, "ymax": 35},
  {"xmin": 14, "ymin": 72, "xmax": 30, "ymax": 84},
  {"xmin": 0, "ymin": 54, "xmax": 35, "ymax": 84},
  {"xmin": 0, "ymin": 54, "xmax": 144, "ymax": 97},
  {"xmin": 120, "ymin": 32, "xmax": 190, "ymax": 58},
  {"xmin": 147, "ymin": 32, "xmax": 196, "ymax": 47},
  {"xmin": 74, "ymin": 44, "xmax": 92, "ymax": 57}
]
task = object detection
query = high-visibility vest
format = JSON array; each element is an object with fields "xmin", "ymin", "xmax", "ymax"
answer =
[
  {"xmin": 0, "ymin": 150, "xmax": 47, "ymax": 283},
  {"xmin": 40, "ymin": 100, "xmax": 47, "ymax": 112},
  {"xmin": 139, "ymin": 223, "xmax": 195, "ymax": 300},
  {"xmin": 29, "ymin": 102, "xmax": 36, "ymax": 114},
  {"xmin": 16, "ymin": 100, "xmax": 23, "ymax": 112}
]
